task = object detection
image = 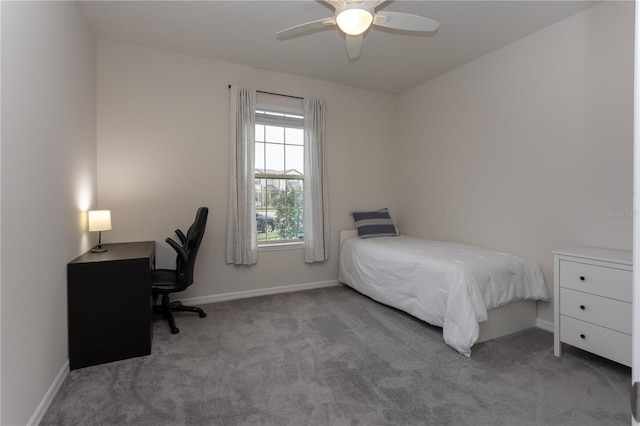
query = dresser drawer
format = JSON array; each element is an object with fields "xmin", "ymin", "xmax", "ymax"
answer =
[
  {"xmin": 559, "ymin": 260, "xmax": 631, "ymax": 302},
  {"xmin": 560, "ymin": 315, "xmax": 631, "ymax": 366},
  {"xmin": 560, "ymin": 288, "xmax": 632, "ymax": 334}
]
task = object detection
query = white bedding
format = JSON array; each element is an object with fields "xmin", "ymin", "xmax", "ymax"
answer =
[{"xmin": 338, "ymin": 235, "xmax": 550, "ymax": 356}]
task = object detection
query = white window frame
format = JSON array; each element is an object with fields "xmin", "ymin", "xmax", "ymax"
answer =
[{"xmin": 255, "ymin": 105, "xmax": 305, "ymax": 249}]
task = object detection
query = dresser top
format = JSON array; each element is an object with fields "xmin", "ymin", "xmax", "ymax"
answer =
[{"xmin": 553, "ymin": 246, "xmax": 632, "ymax": 266}]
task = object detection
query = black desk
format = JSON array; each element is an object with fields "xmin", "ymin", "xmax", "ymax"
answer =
[{"xmin": 67, "ymin": 241, "xmax": 155, "ymax": 370}]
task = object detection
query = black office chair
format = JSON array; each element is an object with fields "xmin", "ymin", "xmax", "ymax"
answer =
[{"xmin": 151, "ymin": 207, "xmax": 208, "ymax": 334}]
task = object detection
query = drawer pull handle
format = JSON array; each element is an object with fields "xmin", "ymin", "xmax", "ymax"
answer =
[
  {"xmin": 580, "ymin": 334, "xmax": 586, "ymax": 339},
  {"xmin": 580, "ymin": 305, "xmax": 585, "ymax": 310},
  {"xmin": 579, "ymin": 276, "xmax": 585, "ymax": 281}
]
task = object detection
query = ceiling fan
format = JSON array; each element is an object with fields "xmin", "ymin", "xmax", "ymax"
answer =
[{"xmin": 276, "ymin": 0, "xmax": 439, "ymax": 60}]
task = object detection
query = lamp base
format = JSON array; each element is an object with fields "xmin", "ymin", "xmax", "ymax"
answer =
[{"xmin": 90, "ymin": 246, "xmax": 108, "ymax": 253}]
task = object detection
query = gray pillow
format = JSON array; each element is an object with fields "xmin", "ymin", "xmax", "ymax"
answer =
[{"xmin": 352, "ymin": 208, "xmax": 398, "ymax": 238}]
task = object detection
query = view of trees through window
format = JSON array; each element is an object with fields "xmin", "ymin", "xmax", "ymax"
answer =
[{"xmin": 255, "ymin": 109, "xmax": 304, "ymax": 244}]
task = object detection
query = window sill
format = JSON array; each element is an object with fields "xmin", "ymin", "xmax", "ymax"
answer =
[{"xmin": 258, "ymin": 242, "xmax": 304, "ymax": 252}]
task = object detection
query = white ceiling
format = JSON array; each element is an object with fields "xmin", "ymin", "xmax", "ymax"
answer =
[{"xmin": 80, "ymin": 0, "xmax": 598, "ymax": 94}]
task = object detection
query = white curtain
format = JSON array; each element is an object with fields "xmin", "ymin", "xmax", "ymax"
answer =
[
  {"xmin": 303, "ymin": 97, "xmax": 329, "ymax": 263},
  {"xmin": 226, "ymin": 85, "xmax": 258, "ymax": 265}
]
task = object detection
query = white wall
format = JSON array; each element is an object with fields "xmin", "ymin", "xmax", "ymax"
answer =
[
  {"xmin": 0, "ymin": 2, "xmax": 97, "ymax": 424},
  {"xmin": 395, "ymin": 1, "xmax": 634, "ymax": 324},
  {"xmin": 97, "ymin": 40, "xmax": 398, "ymax": 299},
  {"xmin": 1, "ymin": 2, "xmax": 632, "ymax": 422}
]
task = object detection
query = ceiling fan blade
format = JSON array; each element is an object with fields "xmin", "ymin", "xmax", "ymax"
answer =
[
  {"xmin": 276, "ymin": 18, "xmax": 335, "ymax": 39},
  {"xmin": 324, "ymin": 0, "xmax": 345, "ymax": 10},
  {"xmin": 363, "ymin": 0, "xmax": 385, "ymax": 9},
  {"xmin": 374, "ymin": 12, "xmax": 439, "ymax": 32},
  {"xmin": 346, "ymin": 34, "xmax": 363, "ymax": 60}
]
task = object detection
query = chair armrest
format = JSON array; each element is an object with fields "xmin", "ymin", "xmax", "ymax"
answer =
[
  {"xmin": 166, "ymin": 237, "xmax": 188, "ymax": 262},
  {"xmin": 174, "ymin": 229, "xmax": 187, "ymax": 245}
]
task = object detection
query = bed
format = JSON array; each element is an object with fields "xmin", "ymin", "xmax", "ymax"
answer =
[{"xmin": 339, "ymin": 230, "xmax": 551, "ymax": 356}]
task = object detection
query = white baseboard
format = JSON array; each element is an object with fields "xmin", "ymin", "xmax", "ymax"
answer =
[
  {"xmin": 28, "ymin": 360, "xmax": 69, "ymax": 426},
  {"xmin": 179, "ymin": 279, "xmax": 340, "ymax": 306},
  {"xmin": 536, "ymin": 318, "xmax": 554, "ymax": 333}
]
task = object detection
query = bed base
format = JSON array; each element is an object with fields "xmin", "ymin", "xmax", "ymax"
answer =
[{"xmin": 477, "ymin": 299, "xmax": 537, "ymax": 343}]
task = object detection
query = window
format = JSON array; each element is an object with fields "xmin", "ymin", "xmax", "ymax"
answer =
[{"xmin": 254, "ymin": 108, "xmax": 304, "ymax": 245}]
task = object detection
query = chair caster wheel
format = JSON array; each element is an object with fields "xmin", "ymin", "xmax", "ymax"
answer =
[
  {"xmin": 199, "ymin": 312, "xmax": 207, "ymax": 318},
  {"xmin": 171, "ymin": 327, "xmax": 180, "ymax": 334}
]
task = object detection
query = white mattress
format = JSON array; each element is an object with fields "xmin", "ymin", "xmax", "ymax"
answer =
[{"xmin": 338, "ymin": 235, "xmax": 550, "ymax": 356}]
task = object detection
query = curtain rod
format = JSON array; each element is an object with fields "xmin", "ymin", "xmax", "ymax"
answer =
[{"xmin": 228, "ymin": 85, "xmax": 303, "ymax": 100}]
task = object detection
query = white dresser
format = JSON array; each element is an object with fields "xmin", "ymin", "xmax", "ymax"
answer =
[{"xmin": 553, "ymin": 247, "xmax": 632, "ymax": 366}]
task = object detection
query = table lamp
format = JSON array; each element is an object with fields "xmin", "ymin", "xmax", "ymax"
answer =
[{"xmin": 88, "ymin": 210, "xmax": 112, "ymax": 253}]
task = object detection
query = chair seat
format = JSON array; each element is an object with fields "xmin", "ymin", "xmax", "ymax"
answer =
[{"xmin": 151, "ymin": 269, "xmax": 186, "ymax": 293}]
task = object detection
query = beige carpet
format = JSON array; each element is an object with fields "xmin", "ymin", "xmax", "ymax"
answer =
[{"xmin": 42, "ymin": 285, "xmax": 630, "ymax": 425}]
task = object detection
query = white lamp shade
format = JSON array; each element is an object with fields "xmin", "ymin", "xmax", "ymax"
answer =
[
  {"xmin": 336, "ymin": 7, "xmax": 373, "ymax": 35},
  {"xmin": 88, "ymin": 210, "xmax": 112, "ymax": 232}
]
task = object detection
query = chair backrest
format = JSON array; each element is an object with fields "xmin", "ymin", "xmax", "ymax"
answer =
[{"xmin": 175, "ymin": 207, "xmax": 208, "ymax": 287}]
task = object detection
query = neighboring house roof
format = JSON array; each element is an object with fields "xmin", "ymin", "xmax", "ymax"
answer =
[{"xmin": 255, "ymin": 168, "xmax": 302, "ymax": 176}]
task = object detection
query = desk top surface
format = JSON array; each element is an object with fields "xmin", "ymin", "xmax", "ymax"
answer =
[{"xmin": 69, "ymin": 241, "xmax": 155, "ymax": 264}]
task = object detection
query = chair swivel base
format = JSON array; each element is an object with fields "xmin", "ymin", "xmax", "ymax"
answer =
[{"xmin": 154, "ymin": 298, "xmax": 206, "ymax": 334}]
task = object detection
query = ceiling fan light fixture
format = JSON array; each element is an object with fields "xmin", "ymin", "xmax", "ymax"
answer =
[{"xmin": 336, "ymin": 6, "xmax": 373, "ymax": 36}]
